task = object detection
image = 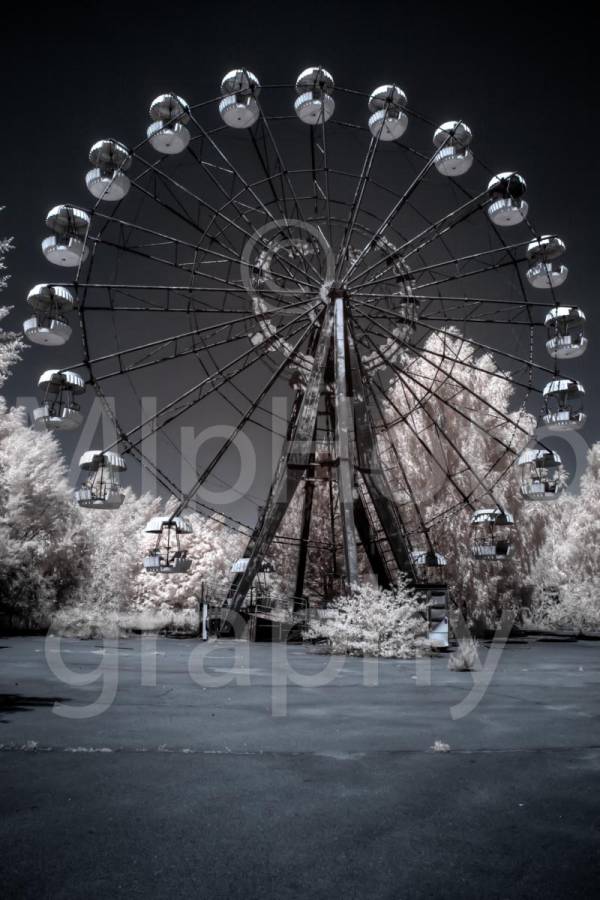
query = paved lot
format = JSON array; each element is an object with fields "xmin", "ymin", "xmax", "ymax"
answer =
[{"xmin": 1, "ymin": 636, "xmax": 599, "ymax": 898}]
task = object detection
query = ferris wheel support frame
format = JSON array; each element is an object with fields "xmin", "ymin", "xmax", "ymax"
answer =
[{"xmin": 224, "ymin": 293, "xmax": 420, "ymax": 617}]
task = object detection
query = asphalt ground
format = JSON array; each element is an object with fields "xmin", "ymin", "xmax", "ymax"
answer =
[{"xmin": 1, "ymin": 636, "xmax": 599, "ymax": 898}]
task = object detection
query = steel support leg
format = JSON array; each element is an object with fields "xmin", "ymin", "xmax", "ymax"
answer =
[
  {"xmin": 333, "ymin": 296, "xmax": 359, "ymax": 587},
  {"xmin": 347, "ymin": 325, "xmax": 415, "ymax": 581},
  {"xmin": 228, "ymin": 309, "xmax": 334, "ymax": 611}
]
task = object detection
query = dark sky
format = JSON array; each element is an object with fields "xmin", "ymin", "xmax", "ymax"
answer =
[{"xmin": 1, "ymin": 0, "xmax": 597, "ymax": 514}]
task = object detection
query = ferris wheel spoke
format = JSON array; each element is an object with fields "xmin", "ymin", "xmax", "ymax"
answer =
[
  {"xmin": 351, "ymin": 248, "xmax": 525, "ymax": 296},
  {"xmin": 399, "ymin": 196, "xmax": 489, "ymax": 262},
  {"xmin": 349, "ymin": 212, "xmax": 527, "ymax": 296},
  {"xmin": 353, "ymin": 290, "xmax": 547, "ymax": 309},
  {"xmin": 168, "ymin": 317, "xmax": 318, "ymax": 519},
  {"xmin": 133, "ymin": 161, "xmax": 204, "ymax": 228},
  {"xmin": 404, "ymin": 359, "xmax": 530, "ymax": 448},
  {"xmin": 356, "ymin": 304, "xmax": 539, "ymax": 397},
  {"xmin": 92, "ymin": 299, "xmax": 318, "ymax": 383},
  {"xmin": 335, "ymin": 132, "xmax": 381, "ymax": 277},
  {"xmin": 377, "ymin": 360, "xmax": 512, "ymax": 512},
  {"xmin": 312, "ymin": 118, "xmax": 333, "ymax": 248},
  {"xmin": 360, "ymin": 305, "xmax": 543, "ymax": 327},
  {"xmin": 126, "ymin": 442, "xmax": 255, "ymax": 535},
  {"xmin": 68, "ymin": 299, "xmax": 310, "ymax": 372},
  {"xmin": 86, "ymin": 236, "xmax": 317, "ymax": 306},
  {"xmin": 131, "ymin": 154, "xmax": 252, "ymax": 253},
  {"xmin": 356, "ymin": 314, "xmax": 532, "ymax": 446},
  {"xmin": 369, "ymin": 375, "xmax": 474, "ymax": 510},
  {"xmin": 353, "ymin": 335, "xmax": 437, "ymax": 554},
  {"xmin": 342, "ymin": 129, "xmax": 475, "ymax": 284},
  {"xmin": 415, "ymin": 318, "xmax": 553, "ymax": 375},
  {"xmin": 92, "ymin": 210, "xmax": 252, "ymax": 270},
  {"xmin": 399, "ymin": 242, "xmax": 529, "ymax": 282},
  {"xmin": 192, "ymin": 335, "xmax": 291, "ymax": 433},
  {"xmin": 251, "ymin": 105, "xmax": 326, "ymax": 285},
  {"xmin": 347, "ymin": 194, "xmax": 486, "ymax": 291},
  {"xmin": 353, "ymin": 299, "xmax": 550, "ymax": 376},
  {"xmin": 327, "ymin": 165, "xmax": 462, "ymax": 271},
  {"xmin": 93, "ymin": 209, "xmax": 319, "ymax": 296},
  {"xmin": 415, "ymin": 297, "xmax": 543, "ymax": 326},
  {"xmin": 187, "ymin": 158, "xmax": 324, "ymax": 290},
  {"xmin": 105, "ymin": 308, "xmax": 318, "ymax": 452},
  {"xmin": 422, "ymin": 421, "xmax": 524, "ymax": 528},
  {"xmin": 418, "ymin": 313, "xmax": 542, "ymax": 325},
  {"xmin": 87, "ymin": 366, "xmax": 276, "ymax": 527},
  {"xmin": 413, "ymin": 293, "xmax": 547, "ymax": 313},
  {"xmin": 80, "ymin": 283, "xmax": 252, "ymax": 315},
  {"xmin": 133, "ymin": 150, "xmax": 321, "ymax": 293},
  {"xmin": 186, "ymin": 109, "xmax": 326, "ymax": 275}
]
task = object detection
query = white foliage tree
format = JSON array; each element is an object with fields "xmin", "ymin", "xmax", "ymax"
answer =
[
  {"xmin": 380, "ymin": 330, "xmax": 548, "ymax": 626},
  {"xmin": 0, "ymin": 403, "xmax": 86, "ymax": 628},
  {"xmin": 0, "ymin": 210, "xmax": 87, "ymax": 629},
  {"xmin": 51, "ymin": 488, "xmax": 161, "ymax": 637},
  {"xmin": 132, "ymin": 507, "xmax": 246, "ymax": 629},
  {"xmin": 530, "ymin": 443, "xmax": 600, "ymax": 631},
  {"xmin": 0, "ymin": 214, "xmax": 23, "ymax": 389},
  {"xmin": 0, "ymin": 306, "xmax": 23, "ymax": 389}
]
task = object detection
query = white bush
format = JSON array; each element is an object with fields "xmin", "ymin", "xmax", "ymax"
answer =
[
  {"xmin": 307, "ymin": 576, "xmax": 429, "ymax": 658},
  {"xmin": 448, "ymin": 637, "xmax": 480, "ymax": 671},
  {"xmin": 530, "ymin": 581, "xmax": 600, "ymax": 633}
]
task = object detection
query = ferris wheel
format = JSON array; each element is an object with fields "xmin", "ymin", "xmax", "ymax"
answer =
[{"xmin": 24, "ymin": 67, "xmax": 588, "ymax": 607}]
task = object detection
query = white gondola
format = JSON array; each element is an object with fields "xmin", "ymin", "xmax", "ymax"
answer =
[
  {"xmin": 42, "ymin": 205, "xmax": 90, "ymax": 267},
  {"xmin": 526, "ymin": 235, "xmax": 568, "ymax": 289},
  {"xmin": 147, "ymin": 93, "xmax": 190, "ymax": 154},
  {"xmin": 230, "ymin": 557, "xmax": 274, "ymax": 603},
  {"xmin": 230, "ymin": 557, "xmax": 274, "ymax": 574},
  {"xmin": 33, "ymin": 369, "xmax": 85, "ymax": 431},
  {"xmin": 85, "ymin": 139, "xmax": 132, "ymax": 201},
  {"xmin": 410, "ymin": 549, "xmax": 448, "ymax": 568},
  {"xmin": 545, "ymin": 307, "xmax": 587, "ymax": 359},
  {"xmin": 75, "ymin": 450, "xmax": 126, "ymax": 509},
  {"xmin": 410, "ymin": 550, "xmax": 448, "ymax": 582},
  {"xmin": 487, "ymin": 172, "xmax": 528, "ymax": 226},
  {"xmin": 433, "ymin": 121, "xmax": 473, "ymax": 176},
  {"xmin": 143, "ymin": 516, "xmax": 193, "ymax": 574},
  {"xmin": 470, "ymin": 508, "xmax": 514, "ymax": 561},
  {"xmin": 541, "ymin": 379, "xmax": 586, "ymax": 431},
  {"xmin": 367, "ymin": 84, "xmax": 408, "ymax": 141},
  {"xmin": 517, "ymin": 447, "xmax": 563, "ymax": 501},
  {"xmin": 23, "ymin": 284, "xmax": 75, "ymax": 346},
  {"xmin": 219, "ymin": 69, "xmax": 260, "ymax": 129},
  {"xmin": 294, "ymin": 67, "xmax": 335, "ymax": 124}
]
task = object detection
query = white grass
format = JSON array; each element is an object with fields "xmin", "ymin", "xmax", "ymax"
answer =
[{"xmin": 448, "ymin": 637, "xmax": 480, "ymax": 672}]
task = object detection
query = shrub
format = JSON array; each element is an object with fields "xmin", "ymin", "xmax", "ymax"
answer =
[
  {"xmin": 307, "ymin": 576, "xmax": 429, "ymax": 658},
  {"xmin": 448, "ymin": 637, "xmax": 480, "ymax": 671}
]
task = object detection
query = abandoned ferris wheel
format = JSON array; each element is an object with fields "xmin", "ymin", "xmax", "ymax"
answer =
[{"xmin": 24, "ymin": 68, "xmax": 588, "ymax": 612}]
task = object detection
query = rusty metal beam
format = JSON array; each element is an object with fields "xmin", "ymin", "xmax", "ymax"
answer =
[
  {"xmin": 347, "ymin": 323, "xmax": 416, "ymax": 581},
  {"xmin": 333, "ymin": 296, "xmax": 359, "ymax": 586},
  {"xmin": 227, "ymin": 307, "xmax": 333, "ymax": 611}
]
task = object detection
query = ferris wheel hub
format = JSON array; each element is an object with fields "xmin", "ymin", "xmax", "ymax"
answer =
[{"xmin": 318, "ymin": 280, "xmax": 349, "ymax": 304}]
